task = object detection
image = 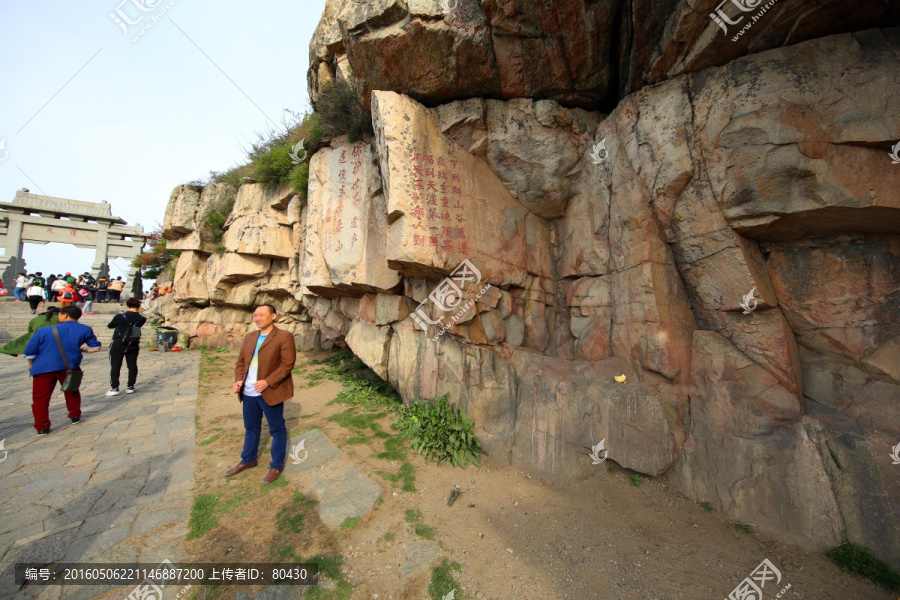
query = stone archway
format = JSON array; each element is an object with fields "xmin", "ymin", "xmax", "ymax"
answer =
[{"xmin": 0, "ymin": 190, "xmax": 148, "ymax": 292}]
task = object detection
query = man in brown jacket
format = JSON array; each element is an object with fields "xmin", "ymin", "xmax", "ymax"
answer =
[{"xmin": 225, "ymin": 304, "xmax": 297, "ymax": 484}]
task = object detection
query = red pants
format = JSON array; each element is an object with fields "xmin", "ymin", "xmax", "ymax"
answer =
[{"xmin": 32, "ymin": 370, "xmax": 81, "ymax": 431}]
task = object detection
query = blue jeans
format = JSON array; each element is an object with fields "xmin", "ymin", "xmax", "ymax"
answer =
[
  {"xmin": 14, "ymin": 287, "xmax": 26, "ymax": 301},
  {"xmin": 240, "ymin": 392, "xmax": 287, "ymax": 469}
]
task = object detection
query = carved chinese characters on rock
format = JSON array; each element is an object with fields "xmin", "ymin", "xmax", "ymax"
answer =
[
  {"xmin": 407, "ymin": 150, "xmax": 468, "ymax": 256},
  {"xmin": 322, "ymin": 142, "xmax": 367, "ymax": 260}
]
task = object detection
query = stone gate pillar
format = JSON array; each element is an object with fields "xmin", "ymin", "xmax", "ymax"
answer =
[
  {"xmin": 91, "ymin": 226, "xmax": 109, "ymax": 279},
  {"xmin": 129, "ymin": 267, "xmax": 144, "ymax": 300},
  {"xmin": 0, "ymin": 216, "xmax": 25, "ymax": 289}
]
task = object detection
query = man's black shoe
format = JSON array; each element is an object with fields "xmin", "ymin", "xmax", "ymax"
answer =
[
  {"xmin": 71, "ymin": 417, "xmax": 81, "ymax": 424},
  {"xmin": 37, "ymin": 428, "xmax": 50, "ymax": 435}
]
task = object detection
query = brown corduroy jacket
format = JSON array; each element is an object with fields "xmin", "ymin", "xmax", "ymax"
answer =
[{"xmin": 234, "ymin": 326, "xmax": 297, "ymax": 406}]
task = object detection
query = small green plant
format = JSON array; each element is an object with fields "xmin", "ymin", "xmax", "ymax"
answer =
[
  {"xmin": 396, "ymin": 394, "xmax": 486, "ymax": 468},
  {"xmin": 734, "ymin": 523, "xmax": 753, "ymax": 534},
  {"xmin": 187, "ymin": 493, "xmax": 220, "ymax": 539},
  {"xmin": 215, "ymin": 346, "xmax": 228, "ymax": 353},
  {"xmin": 828, "ymin": 543, "xmax": 900, "ymax": 592},
  {"xmin": 701, "ymin": 501, "xmax": 714, "ymax": 512},
  {"xmin": 630, "ymin": 474, "xmax": 643, "ymax": 487},
  {"xmin": 313, "ymin": 79, "xmax": 374, "ymax": 142},
  {"xmin": 340, "ymin": 517, "xmax": 360, "ymax": 530},
  {"xmin": 200, "ymin": 192, "xmax": 236, "ymax": 244},
  {"xmin": 428, "ymin": 559, "xmax": 463, "ymax": 600}
]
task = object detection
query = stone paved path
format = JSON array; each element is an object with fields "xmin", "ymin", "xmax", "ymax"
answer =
[
  {"xmin": 0, "ymin": 349, "xmax": 199, "ymax": 600},
  {"xmin": 285, "ymin": 428, "xmax": 382, "ymax": 531}
]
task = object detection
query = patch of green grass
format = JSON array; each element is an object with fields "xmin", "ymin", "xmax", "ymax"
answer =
[
  {"xmin": 340, "ymin": 517, "xmax": 360, "ymax": 530},
  {"xmin": 828, "ymin": 543, "xmax": 900, "ymax": 592},
  {"xmin": 414, "ymin": 523, "xmax": 437, "ymax": 540},
  {"xmin": 373, "ymin": 436, "xmax": 407, "ymax": 461},
  {"xmin": 377, "ymin": 462, "xmax": 417, "ymax": 493},
  {"xmin": 701, "ymin": 501, "xmax": 714, "ymax": 512},
  {"xmin": 428, "ymin": 559, "xmax": 462, "ymax": 600},
  {"xmin": 381, "ymin": 532, "xmax": 395, "ymax": 543},
  {"xmin": 630, "ymin": 474, "xmax": 643, "ymax": 487},
  {"xmin": 262, "ymin": 478, "xmax": 288, "ymax": 493},
  {"xmin": 375, "ymin": 497, "xmax": 384, "ymax": 507},
  {"xmin": 404, "ymin": 508, "xmax": 423, "ymax": 523},
  {"xmin": 219, "ymin": 484, "xmax": 254, "ymax": 514},
  {"xmin": 328, "ymin": 407, "xmax": 392, "ymax": 441},
  {"xmin": 198, "ymin": 433, "xmax": 219, "ymax": 446},
  {"xmin": 306, "ymin": 554, "xmax": 352, "ymax": 600},
  {"xmin": 277, "ymin": 490, "xmax": 317, "ymax": 534},
  {"xmin": 187, "ymin": 493, "xmax": 220, "ymax": 539},
  {"xmin": 403, "ymin": 508, "xmax": 436, "ymax": 539},
  {"xmin": 215, "ymin": 346, "xmax": 228, "ymax": 353},
  {"xmin": 734, "ymin": 523, "xmax": 753, "ymax": 534},
  {"xmin": 398, "ymin": 462, "xmax": 417, "ymax": 493}
]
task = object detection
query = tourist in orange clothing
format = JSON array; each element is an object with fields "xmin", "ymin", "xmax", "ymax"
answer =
[{"xmin": 58, "ymin": 283, "xmax": 77, "ymax": 307}]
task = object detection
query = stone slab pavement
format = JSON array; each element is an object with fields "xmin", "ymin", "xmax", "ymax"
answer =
[
  {"xmin": 285, "ymin": 429, "xmax": 382, "ymax": 531},
  {"xmin": 0, "ymin": 348, "xmax": 199, "ymax": 600}
]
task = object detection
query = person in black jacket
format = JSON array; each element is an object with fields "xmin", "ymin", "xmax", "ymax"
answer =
[{"xmin": 106, "ymin": 297, "xmax": 147, "ymax": 395}]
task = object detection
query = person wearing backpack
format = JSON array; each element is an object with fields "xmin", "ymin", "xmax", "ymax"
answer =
[
  {"xmin": 106, "ymin": 297, "xmax": 147, "ymax": 395},
  {"xmin": 97, "ymin": 276, "xmax": 109, "ymax": 303},
  {"xmin": 59, "ymin": 282, "xmax": 77, "ymax": 307}
]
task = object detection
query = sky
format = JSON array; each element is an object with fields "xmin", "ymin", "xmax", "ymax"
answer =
[{"xmin": 0, "ymin": 0, "xmax": 326, "ymax": 282}]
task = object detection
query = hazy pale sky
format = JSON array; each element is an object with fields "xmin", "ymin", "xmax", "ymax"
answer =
[{"xmin": 0, "ymin": 0, "xmax": 325, "ymax": 280}]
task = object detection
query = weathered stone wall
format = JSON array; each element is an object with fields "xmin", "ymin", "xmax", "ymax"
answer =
[{"xmin": 160, "ymin": 20, "xmax": 900, "ymax": 569}]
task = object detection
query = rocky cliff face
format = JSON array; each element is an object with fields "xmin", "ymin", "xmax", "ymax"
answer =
[{"xmin": 161, "ymin": 2, "xmax": 900, "ymax": 569}]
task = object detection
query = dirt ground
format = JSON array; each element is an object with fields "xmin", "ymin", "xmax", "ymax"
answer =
[{"xmin": 184, "ymin": 348, "xmax": 894, "ymax": 600}]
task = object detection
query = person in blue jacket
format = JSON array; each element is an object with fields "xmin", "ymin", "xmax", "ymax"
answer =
[{"xmin": 24, "ymin": 305, "xmax": 102, "ymax": 434}]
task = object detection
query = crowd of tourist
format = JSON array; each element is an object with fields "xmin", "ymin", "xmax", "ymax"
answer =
[{"xmin": 3, "ymin": 271, "xmax": 128, "ymax": 314}]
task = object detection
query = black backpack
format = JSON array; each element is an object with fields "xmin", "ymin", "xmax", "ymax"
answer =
[{"xmin": 117, "ymin": 313, "xmax": 142, "ymax": 344}]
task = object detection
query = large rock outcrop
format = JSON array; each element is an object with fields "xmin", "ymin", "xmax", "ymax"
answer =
[
  {"xmin": 308, "ymin": 0, "xmax": 900, "ymax": 109},
  {"xmin": 159, "ymin": 17, "xmax": 900, "ymax": 570}
]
